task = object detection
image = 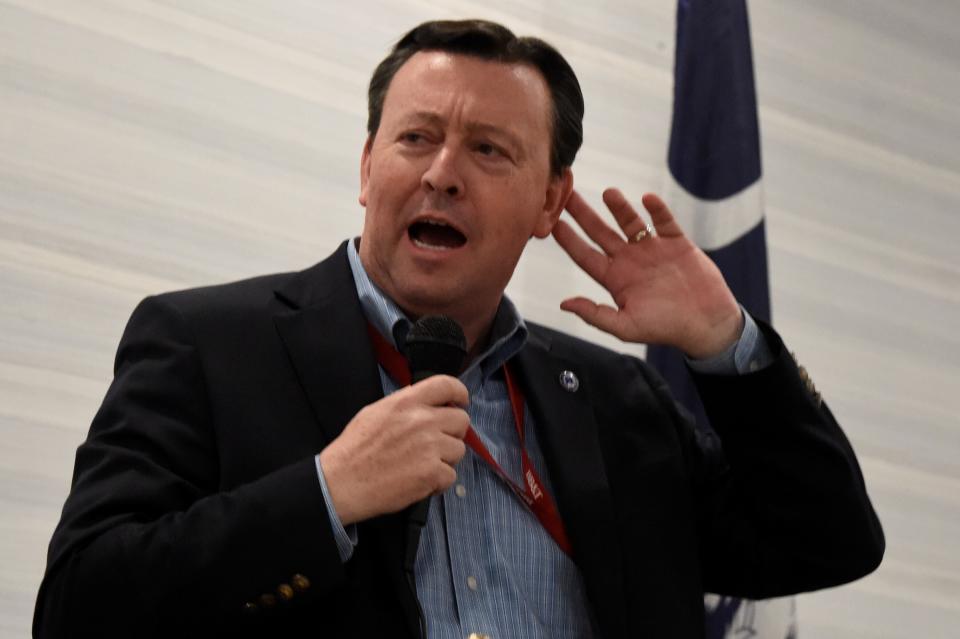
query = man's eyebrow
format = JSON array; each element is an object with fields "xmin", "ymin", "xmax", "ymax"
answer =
[
  {"xmin": 464, "ymin": 122, "xmax": 525, "ymax": 153},
  {"xmin": 401, "ymin": 112, "xmax": 525, "ymax": 153},
  {"xmin": 403, "ymin": 111, "xmax": 445, "ymax": 127}
]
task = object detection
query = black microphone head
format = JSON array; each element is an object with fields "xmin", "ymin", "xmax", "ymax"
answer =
[{"xmin": 405, "ymin": 315, "xmax": 466, "ymax": 382}]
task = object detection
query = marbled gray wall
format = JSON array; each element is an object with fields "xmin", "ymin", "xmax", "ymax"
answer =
[{"xmin": 1, "ymin": 1, "xmax": 957, "ymax": 636}]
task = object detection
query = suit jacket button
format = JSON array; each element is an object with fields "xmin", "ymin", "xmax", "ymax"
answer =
[
  {"xmin": 277, "ymin": 583, "xmax": 295, "ymax": 601},
  {"xmin": 291, "ymin": 574, "xmax": 311, "ymax": 592},
  {"xmin": 243, "ymin": 602, "xmax": 258, "ymax": 614},
  {"xmin": 259, "ymin": 593, "xmax": 277, "ymax": 608}
]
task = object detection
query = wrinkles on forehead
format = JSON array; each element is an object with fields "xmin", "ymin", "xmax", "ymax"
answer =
[{"xmin": 379, "ymin": 51, "xmax": 552, "ymax": 171}]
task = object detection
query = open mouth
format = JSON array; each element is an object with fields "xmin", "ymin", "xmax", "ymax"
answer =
[{"xmin": 408, "ymin": 219, "xmax": 467, "ymax": 251}]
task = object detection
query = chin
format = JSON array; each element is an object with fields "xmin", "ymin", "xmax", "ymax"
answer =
[
  {"xmin": 399, "ymin": 290, "xmax": 459, "ymax": 318},
  {"xmin": 394, "ymin": 282, "xmax": 474, "ymax": 319}
]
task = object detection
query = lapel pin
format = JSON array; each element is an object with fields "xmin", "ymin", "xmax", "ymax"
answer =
[{"xmin": 558, "ymin": 370, "xmax": 579, "ymax": 392}]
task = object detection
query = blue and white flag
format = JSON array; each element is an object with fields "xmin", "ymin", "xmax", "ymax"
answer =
[{"xmin": 646, "ymin": 1, "xmax": 796, "ymax": 637}]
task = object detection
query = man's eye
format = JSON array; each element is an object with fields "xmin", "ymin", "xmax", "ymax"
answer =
[
  {"xmin": 476, "ymin": 143, "xmax": 503, "ymax": 158},
  {"xmin": 402, "ymin": 133, "xmax": 423, "ymax": 143}
]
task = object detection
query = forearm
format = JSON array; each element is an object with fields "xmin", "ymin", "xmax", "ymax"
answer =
[
  {"xmin": 640, "ymin": 321, "xmax": 883, "ymax": 597},
  {"xmin": 689, "ymin": 322, "xmax": 884, "ymax": 595}
]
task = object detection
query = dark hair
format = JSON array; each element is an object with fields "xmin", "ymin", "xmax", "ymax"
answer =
[{"xmin": 366, "ymin": 19, "xmax": 584, "ymax": 175}]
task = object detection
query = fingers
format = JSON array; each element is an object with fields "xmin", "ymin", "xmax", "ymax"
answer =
[
  {"xmin": 389, "ymin": 377, "xmax": 470, "ymax": 442},
  {"xmin": 432, "ymin": 464, "xmax": 458, "ymax": 494},
  {"xmin": 640, "ymin": 192, "xmax": 683, "ymax": 238},
  {"xmin": 559, "ymin": 297, "xmax": 628, "ymax": 340},
  {"xmin": 436, "ymin": 435, "xmax": 467, "ymax": 467},
  {"xmin": 602, "ymin": 188, "xmax": 648, "ymax": 239},
  {"xmin": 324, "ymin": 378, "xmax": 471, "ymax": 523},
  {"xmin": 564, "ymin": 190, "xmax": 627, "ymax": 255},
  {"xmin": 433, "ymin": 405, "xmax": 471, "ymax": 438},
  {"xmin": 405, "ymin": 374, "xmax": 469, "ymax": 408},
  {"xmin": 552, "ymin": 220, "xmax": 610, "ymax": 286},
  {"xmin": 564, "ymin": 188, "xmax": 674, "ymax": 250},
  {"xmin": 569, "ymin": 188, "xmax": 684, "ymax": 242}
]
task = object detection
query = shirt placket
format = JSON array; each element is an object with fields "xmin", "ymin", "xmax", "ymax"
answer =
[{"xmin": 444, "ymin": 368, "xmax": 499, "ymax": 638}]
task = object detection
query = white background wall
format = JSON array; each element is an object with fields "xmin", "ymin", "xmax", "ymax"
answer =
[{"xmin": 1, "ymin": 1, "xmax": 958, "ymax": 636}]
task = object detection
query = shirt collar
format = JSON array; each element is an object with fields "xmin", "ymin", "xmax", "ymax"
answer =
[{"xmin": 346, "ymin": 238, "xmax": 527, "ymax": 381}]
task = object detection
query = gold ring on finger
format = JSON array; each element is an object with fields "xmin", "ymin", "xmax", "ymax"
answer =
[{"xmin": 630, "ymin": 225, "xmax": 654, "ymax": 243}]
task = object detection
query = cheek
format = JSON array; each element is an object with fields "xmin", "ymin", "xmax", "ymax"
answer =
[
  {"xmin": 371, "ymin": 160, "xmax": 423, "ymax": 208},
  {"xmin": 483, "ymin": 215, "xmax": 536, "ymax": 263},
  {"xmin": 364, "ymin": 178, "xmax": 406, "ymax": 226},
  {"xmin": 497, "ymin": 195, "xmax": 548, "ymax": 240}
]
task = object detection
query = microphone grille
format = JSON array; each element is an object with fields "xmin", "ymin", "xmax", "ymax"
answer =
[
  {"xmin": 405, "ymin": 316, "xmax": 466, "ymax": 381},
  {"xmin": 406, "ymin": 315, "xmax": 466, "ymax": 351}
]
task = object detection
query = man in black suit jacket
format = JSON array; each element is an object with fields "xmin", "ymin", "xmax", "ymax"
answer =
[{"xmin": 35, "ymin": 19, "xmax": 883, "ymax": 638}]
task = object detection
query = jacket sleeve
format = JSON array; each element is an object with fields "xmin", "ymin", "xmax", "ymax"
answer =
[
  {"xmin": 642, "ymin": 321, "xmax": 885, "ymax": 598},
  {"xmin": 34, "ymin": 295, "xmax": 348, "ymax": 637}
]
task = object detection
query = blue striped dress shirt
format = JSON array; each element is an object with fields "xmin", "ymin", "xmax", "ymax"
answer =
[{"xmin": 313, "ymin": 238, "xmax": 771, "ymax": 638}]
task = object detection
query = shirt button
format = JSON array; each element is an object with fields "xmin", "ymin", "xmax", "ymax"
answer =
[
  {"xmin": 466, "ymin": 575, "xmax": 478, "ymax": 591},
  {"xmin": 455, "ymin": 484, "xmax": 467, "ymax": 498}
]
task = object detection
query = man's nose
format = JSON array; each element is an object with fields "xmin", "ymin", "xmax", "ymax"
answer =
[{"xmin": 421, "ymin": 146, "xmax": 464, "ymax": 197}]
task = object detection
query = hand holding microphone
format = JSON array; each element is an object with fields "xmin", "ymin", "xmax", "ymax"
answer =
[{"xmin": 318, "ymin": 316, "xmax": 468, "ymax": 527}]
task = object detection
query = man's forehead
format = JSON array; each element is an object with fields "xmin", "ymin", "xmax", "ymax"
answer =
[
  {"xmin": 380, "ymin": 51, "xmax": 552, "ymax": 142},
  {"xmin": 405, "ymin": 49, "xmax": 535, "ymax": 78}
]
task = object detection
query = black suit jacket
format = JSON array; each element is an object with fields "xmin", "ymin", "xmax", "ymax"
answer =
[{"xmin": 35, "ymin": 242, "xmax": 883, "ymax": 638}]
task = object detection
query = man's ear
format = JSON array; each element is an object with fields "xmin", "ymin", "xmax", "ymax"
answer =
[
  {"xmin": 359, "ymin": 136, "xmax": 373, "ymax": 207},
  {"xmin": 532, "ymin": 168, "xmax": 574, "ymax": 238}
]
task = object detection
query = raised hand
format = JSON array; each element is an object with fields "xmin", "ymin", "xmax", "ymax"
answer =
[
  {"xmin": 552, "ymin": 188, "xmax": 743, "ymax": 359},
  {"xmin": 319, "ymin": 375, "xmax": 470, "ymax": 525}
]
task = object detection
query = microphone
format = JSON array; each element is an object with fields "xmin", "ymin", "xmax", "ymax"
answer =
[
  {"xmin": 402, "ymin": 315, "xmax": 466, "ymax": 576},
  {"xmin": 405, "ymin": 315, "xmax": 467, "ymax": 384}
]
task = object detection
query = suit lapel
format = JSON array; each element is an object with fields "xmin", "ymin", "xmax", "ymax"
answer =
[
  {"xmin": 513, "ymin": 331, "xmax": 627, "ymax": 638},
  {"xmin": 272, "ymin": 246, "xmax": 383, "ymax": 446},
  {"xmin": 271, "ymin": 242, "xmax": 420, "ymax": 637}
]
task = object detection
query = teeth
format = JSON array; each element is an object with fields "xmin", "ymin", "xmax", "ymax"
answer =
[
  {"xmin": 412, "ymin": 238, "xmax": 453, "ymax": 251},
  {"xmin": 423, "ymin": 219, "xmax": 449, "ymax": 227}
]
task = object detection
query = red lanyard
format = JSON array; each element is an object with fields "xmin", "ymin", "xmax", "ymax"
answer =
[{"xmin": 366, "ymin": 323, "xmax": 573, "ymax": 556}]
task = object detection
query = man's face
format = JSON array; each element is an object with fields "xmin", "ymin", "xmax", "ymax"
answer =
[{"xmin": 358, "ymin": 51, "xmax": 572, "ymax": 326}]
